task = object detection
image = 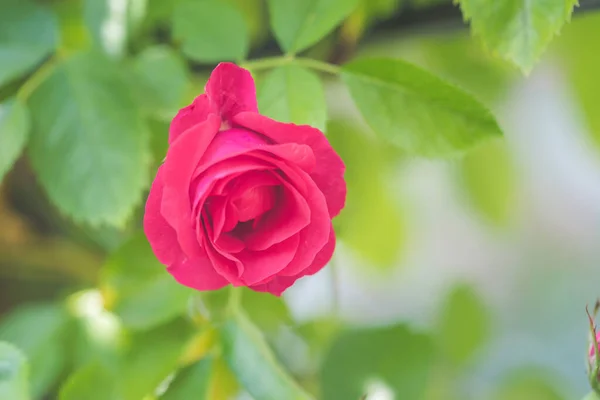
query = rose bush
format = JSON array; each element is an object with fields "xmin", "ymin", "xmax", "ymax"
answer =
[{"xmin": 144, "ymin": 63, "xmax": 346, "ymax": 296}]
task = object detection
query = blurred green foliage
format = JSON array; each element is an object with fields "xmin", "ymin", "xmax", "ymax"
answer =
[
  {"xmin": 0, "ymin": 0, "xmax": 596, "ymax": 399},
  {"xmin": 0, "ymin": 342, "xmax": 29, "ymax": 400}
]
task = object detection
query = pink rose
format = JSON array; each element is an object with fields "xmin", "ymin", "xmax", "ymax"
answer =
[{"xmin": 143, "ymin": 63, "xmax": 346, "ymax": 296}]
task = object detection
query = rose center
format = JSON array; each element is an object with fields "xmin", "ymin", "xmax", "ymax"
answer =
[{"xmin": 226, "ymin": 183, "xmax": 282, "ymax": 240}]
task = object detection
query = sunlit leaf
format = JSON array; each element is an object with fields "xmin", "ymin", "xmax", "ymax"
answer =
[
  {"xmin": 0, "ymin": 0, "xmax": 58, "ymax": 86},
  {"xmin": 221, "ymin": 310, "xmax": 313, "ymax": 400},
  {"xmin": 173, "ymin": 0, "xmax": 248, "ymax": 63},
  {"xmin": 557, "ymin": 12, "xmax": 600, "ymax": 149},
  {"xmin": 102, "ymin": 232, "xmax": 193, "ymax": 331},
  {"xmin": 0, "ymin": 99, "xmax": 29, "ymax": 183},
  {"xmin": 27, "ymin": 51, "xmax": 150, "ymax": 226},
  {"xmin": 59, "ymin": 362, "xmax": 119, "ymax": 400},
  {"xmin": 0, "ymin": 304, "xmax": 69, "ymax": 398},
  {"xmin": 267, "ymin": 0, "xmax": 360, "ymax": 53},
  {"xmin": 436, "ymin": 284, "xmax": 491, "ymax": 365},
  {"xmin": 458, "ymin": 139, "xmax": 516, "ymax": 225},
  {"xmin": 327, "ymin": 120, "xmax": 405, "ymax": 266},
  {"xmin": 458, "ymin": 0, "xmax": 577, "ymax": 72},
  {"xmin": 0, "ymin": 342, "xmax": 29, "ymax": 400},
  {"xmin": 257, "ymin": 64, "xmax": 327, "ymax": 132},
  {"xmin": 342, "ymin": 57, "xmax": 502, "ymax": 157},
  {"xmin": 205, "ymin": 357, "xmax": 240, "ymax": 399},
  {"xmin": 320, "ymin": 324, "xmax": 434, "ymax": 400},
  {"xmin": 416, "ymin": 34, "xmax": 514, "ymax": 104}
]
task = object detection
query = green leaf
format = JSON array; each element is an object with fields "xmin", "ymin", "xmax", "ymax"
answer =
[
  {"xmin": 436, "ymin": 284, "xmax": 490, "ymax": 366},
  {"xmin": 415, "ymin": 34, "xmax": 515, "ymax": 104},
  {"xmin": 267, "ymin": 0, "xmax": 360, "ymax": 53},
  {"xmin": 61, "ymin": 319, "xmax": 195, "ymax": 400},
  {"xmin": 557, "ymin": 12, "xmax": 600, "ymax": 149},
  {"xmin": 66, "ymin": 290, "xmax": 125, "ymax": 370},
  {"xmin": 241, "ymin": 288, "xmax": 293, "ymax": 333},
  {"xmin": 161, "ymin": 358, "xmax": 213, "ymax": 400},
  {"xmin": 257, "ymin": 64, "xmax": 327, "ymax": 132},
  {"xmin": 320, "ymin": 324, "xmax": 434, "ymax": 400},
  {"xmin": 27, "ymin": 51, "xmax": 150, "ymax": 226},
  {"xmin": 458, "ymin": 0, "xmax": 577, "ymax": 72},
  {"xmin": 0, "ymin": 99, "xmax": 29, "ymax": 182},
  {"xmin": 341, "ymin": 57, "xmax": 502, "ymax": 157},
  {"xmin": 120, "ymin": 319, "xmax": 195, "ymax": 400},
  {"xmin": 0, "ymin": 304, "xmax": 69, "ymax": 398},
  {"xmin": 327, "ymin": 120, "xmax": 405, "ymax": 267},
  {"xmin": 172, "ymin": 0, "xmax": 249, "ymax": 63},
  {"xmin": 0, "ymin": 0, "xmax": 58, "ymax": 86},
  {"xmin": 0, "ymin": 342, "xmax": 29, "ymax": 400},
  {"xmin": 221, "ymin": 310, "xmax": 313, "ymax": 400},
  {"xmin": 102, "ymin": 232, "xmax": 193, "ymax": 331},
  {"xmin": 59, "ymin": 362, "xmax": 119, "ymax": 400},
  {"xmin": 224, "ymin": 0, "xmax": 269, "ymax": 45},
  {"xmin": 459, "ymin": 139, "xmax": 516, "ymax": 225},
  {"xmin": 131, "ymin": 45, "xmax": 189, "ymax": 119}
]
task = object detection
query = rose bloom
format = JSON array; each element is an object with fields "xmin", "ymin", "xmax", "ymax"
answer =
[{"xmin": 144, "ymin": 63, "xmax": 346, "ymax": 296}]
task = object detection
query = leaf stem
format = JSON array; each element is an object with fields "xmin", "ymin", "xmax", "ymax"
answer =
[
  {"xmin": 296, "ymin": 57, "xmax": 341, "ymax": 75},
  {"xmin": 241, "ymin": 56, "xmax": 340, "ymax": 75},
  {"xmin": 16, "ymin": 56, "xmax": 58, "ymax": 102}
]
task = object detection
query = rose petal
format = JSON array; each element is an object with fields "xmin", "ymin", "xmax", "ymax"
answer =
[
  {"xmin": 237, "ymin": 235, "xmax": 300, "ymax": 285},
  {"xmin": 249, "ymin": 228, "xmax": 336, "ymax": 296},
  {"xmin": 214, "ymin": 233, "xmax": 245, "ymax": 253},
  {"xmin": 143, "ymin": 167, "xmax": 181, "ymax": 265},
  {"xmin": 191, "ymin": 156, "xmax": 273, "ymax": 218},
  {"xmin": 166, "ymin": 254, "xmax": 229, "ymax": 291},
  {"xmin": 161, "ymin": 114, "xmax": 221, "ymax": 260},
  {"xmin": 233, "ymin": 112, "xmax": 346, "ymax": 217},
  {"xmin": 205, "ymin": 62, "xmax": 258, "ymax": 122},
  {"xmin": 277, "ymin": 170, "xmax": 331, "ymax": 276},
  {"xmin": 228, "ymin": 170, "xmax": 280, "ymax": 222},
  {"xmin": 238, "ymin": 153, "xmax": 329, "ymax": 272},
  {"xmin": 200, "ymin": 209, "xmax": 244, "ymax": 284},
  {"xmin": 169, "ymin": 95, "xmax": 216, "ymax": 144},
  {"xmin": 193, "ymin": 129, "xmax": 315, "ymax": 180},
  {"xmin": 244, "ymin": 175, "xmax": 310, "ymax": 251}
]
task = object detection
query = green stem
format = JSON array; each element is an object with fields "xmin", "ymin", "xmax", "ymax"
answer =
[
  {"xmin": 16, "ymin": 57, "xmax": 57, "ymax": 102},
  {"xmin": 241, "ymin": 56, "xmax": 340, "ymax": 75},
  {"xmin": 227, "ymin": 285, "xmax": 242, "ymax": 314}
]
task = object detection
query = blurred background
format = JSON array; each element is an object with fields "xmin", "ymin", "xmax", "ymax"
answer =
[{"xmin": 2, "ymin": 0, "xmax": 600, "ymax": 399}]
